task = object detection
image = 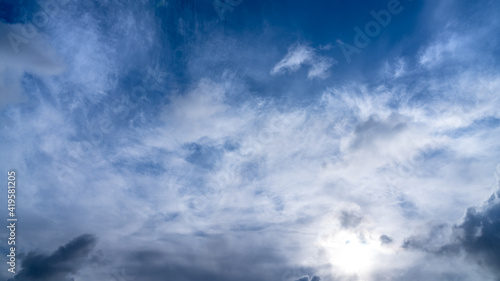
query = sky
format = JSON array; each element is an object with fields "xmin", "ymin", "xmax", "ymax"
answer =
[{"xmin": 1, "ymin": 0, "xmax": 500, "ymax": 280}]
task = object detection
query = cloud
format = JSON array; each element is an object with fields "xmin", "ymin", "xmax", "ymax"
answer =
[
  {"xmin": 11, "ymin": 234, "xmax": 97, "ymax": 281},
  {"xmin": 85, "ymin": 234, "xmax": 297, "ymax": 281},
  {"xmin": 397, "ymin": 188, "xmax": 500, "ymax": 279},
  {"xmin": 307, "ymin": 58, "xmax": 334, "ymax": 79},
  {"xmin": 2, "ymin": 1, "xmax": 500, "ymax": 281},
  {"xmin": 271, "ymin": 44, "xmax": 336, "ymax": 79},
  {"xmin": 380, "ymin": 235, "xmax": 393, "ymax": 245},
  {"xmin": 401, "ymin": 223, "xmax": 453, "ymax": 253},
  {"xmin": 7, "ymin": 70, "xmax": 500, "ymax": 280},
  {"xmin": 340, "ymin": 210, "xmax": 363, "ymax": 229},
  {"xmin": 451, "ymin": 189, "xmax": 500, "ymax": 276},
  {"xmin": 418, "ymin": 35, "xmax": 461, "ymax": 67},
  {"xmin": 417, "ymin": 0, "xmax": 499, "ymax": 71},
  {"xmin": 0, "ymin": 22, "xmax": 64, "ymax": 109},
  {"xmin": 6, "ymin": 70, "xmax": 500, "ymax": 280}
]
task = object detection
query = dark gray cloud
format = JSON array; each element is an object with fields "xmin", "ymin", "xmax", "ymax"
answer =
[
  {"xmin": 401, "ymin": 189, "xmax": 500, "ymax": 279},
  {"xmin": 451, "ymin": 190, "xmax": 500, "ymax": 276},
  {"xmin": 10, "ymin": 234, "xmax": 97, "ymax": 281},
  {"xmin": 340, "ymin": 210, "xmax": 362, "ymax": 229},
  {"xmin": 380, "ymin": 235, "xmax": 393, "ymax": 245}
]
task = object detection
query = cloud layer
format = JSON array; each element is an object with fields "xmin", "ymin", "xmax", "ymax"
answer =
[{"xmin": 1, "ymin": 0, "xmax": 500, "ymax": 280}]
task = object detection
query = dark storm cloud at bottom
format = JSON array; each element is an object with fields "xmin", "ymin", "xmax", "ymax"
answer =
[
  {"xmin": 1, "ymin": 0, "xmax": 500, "ymax": 280},
  {"xmin": 9, "ymin": 235, "xmax": 97, "ymax": 281}
]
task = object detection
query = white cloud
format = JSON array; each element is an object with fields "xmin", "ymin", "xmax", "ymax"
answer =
[
  {"xmin": 271, "ymin": 44, "xmax": 336, "ymax": 79},
  {"xmin": 307, "ymin": 57, "xmax": 334, "ymax": 79},
  {"xmin": 418, "ymin": 25, "xmax": 490, "ymax": 69},
  {"xmin": 271, "ymin": 44, "xmax": 313, "ymax": 74}
]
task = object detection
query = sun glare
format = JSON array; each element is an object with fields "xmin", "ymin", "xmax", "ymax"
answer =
[{"xmin": 317, "ymin": 230, "xmax": 386, "ymax": 278}]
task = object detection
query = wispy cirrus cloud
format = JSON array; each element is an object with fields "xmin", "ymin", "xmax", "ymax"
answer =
[{"xmin": 271, "ymin": 44, "xmax": 336, "ymax": 79}]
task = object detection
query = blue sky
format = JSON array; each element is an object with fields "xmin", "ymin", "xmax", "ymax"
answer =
[{"xmin": 1, "ymin": 0, "xmax": 500, "ymax": 280}]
